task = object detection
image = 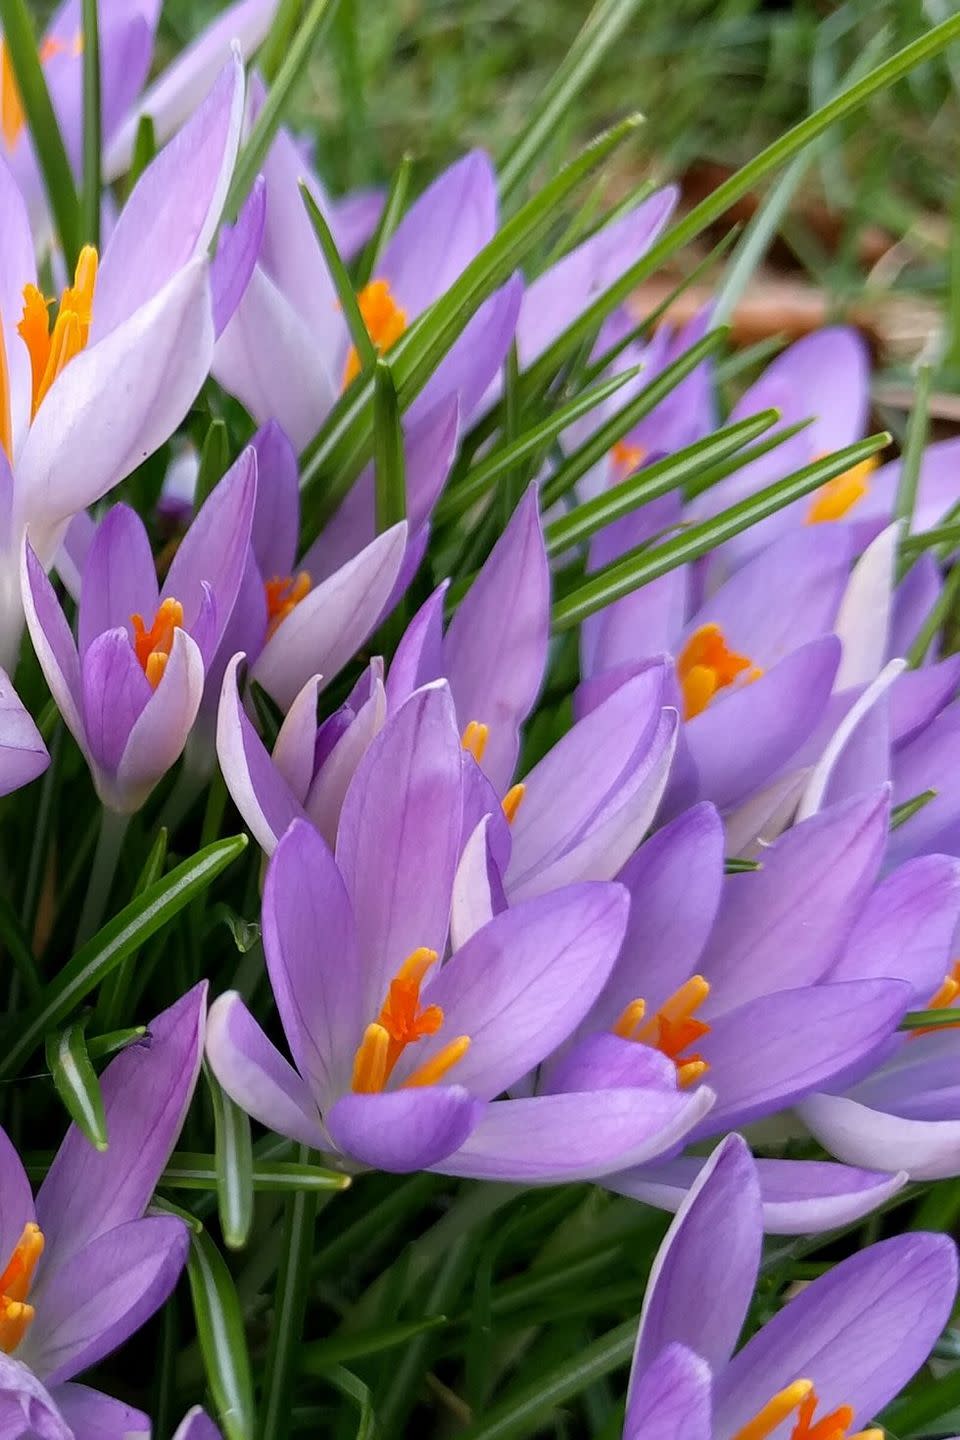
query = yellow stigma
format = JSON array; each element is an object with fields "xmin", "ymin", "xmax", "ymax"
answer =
[
  {"xmin": 732, "ymin": 1380, "xmax": 883, "ymax": 1440},
  {"xmin": 677, "ymin": 622, "xmax": 763, "ymax": 720},
  {"xmin": 611, "ymin": 439, "xmax": 647, "ymax": 476},
  {"xmin": 502, "ymin": 783, "xmax": 525, "ymax": 825},
  {"xmin": 131, "ymin": 597, "xmax": 184, "ymax": 689},
  {"xmin": 350, "ymin": 947, "xmax": 470, "ymax": 1094},
  {"xmin": 461, "ymin": 721, "xmax": 489, "ymax": 764},
  {"xmin": 264, "ymin": 571, "xmax": 311, "ymax": 640},
  {"xmin": 806, "ymin": 456, "xmax": 878, "ymax": 525},
  {"xmin": 342, "ymin": 278, "xmax": 407, "ymax": 389},
  {"xmin": 613, "ymin": 975, "xmax": 711, "ymax": 1088},
  {"xmin": 0, "ymin": 1222, "xmax": 43, "ymax": 1354},
  {"xmin": 18, "ymin": 245, "xmax": 98, "ymax": 418}
]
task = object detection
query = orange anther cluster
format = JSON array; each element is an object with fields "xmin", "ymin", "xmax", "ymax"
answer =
[
  {"xmin": 264, "ymin": 572, "xmax": 311, "ymax": 639},
  {"xmin": 614, "ymin": 975, "xmax": 711, "ymax": 1088},
  {"xmin": 611, "ymin": 439, "xmax": 647, "ymax": 476},
  {"xmin": 461, "ymin": 720, "xmax": 489, "ymax": 764},
  {"xmin": 131, "ymin": 597, "xmax": 184, "ymax": 688},
  {"xmin": 342, "ymin": 278, "xmax": 407, "ymax": 389},
  {"xmin": 501, "ymin": 783, "xmax": 525, "ymax": 825},
  {"xmin": 731, "ymin": 1379, "xmax": 882, "ymax": 1440},
  {"xmin": 677, "ymin": 622, "xmax": 763, "ymax": 720},
  {"xmin": 0, "ymin": 1222, "xmax": 43, "ymax": 1354},
  {"xmin": 806, "ymin": 457, "xmax": 878, "ymax": 525},
  {"xmin": 351, "ymin": 948, "xmax": 470, "ymax": 1094},
  {"xmin": 18, "ymin": 245, "xmax": 98, "ymax": 418}
]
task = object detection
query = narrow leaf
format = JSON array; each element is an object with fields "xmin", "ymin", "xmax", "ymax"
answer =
[
  {"xmin": 45, "ymin": 1016, "xmax": 107, "ymax": 1150},
  {"xmin": 891, "ymin": 789, "xmax": 938, "ymax": 830},
  {"xmin": 900, "ymin": 1007, "xmax": 960, "ymax": 1031},
  {"xmin": 128, "ymin": 112, "xmax": 156, "ymax": 188},
  {"xmin": 96, "ymin": 825, "xmax": 169, "ymax": 1031},
  {"xmin": 208, "ymin": 1065, "xmax": 254, "ymax": 1251},
  {"xmin": 195, "ymin": 420, "xmax": 231, "ymax": 515},
  {"xmin": 161, "ymin": 1152, "xmax": 349, "ymax": 1192},
  {"xmin": 187, "ymin": 1228, "xmax": 256, "ymax": 1440},
  {"xmin": 260, "ymin": 1148, "xmax": 320, "ymax": 1440},
  {"xmin": 372, "ymin": 358, "xmax": 406, "ymax": 533},
  {"xmin": 79, "ymin": 0, "xmax": 100, "ymax": 246},
  {"xmin": 300, "ymin": 181, "xmax": 376, "ymax": 373},
  {"xmin": 301, "ymin": 1315, "xmax": 448, "ymax": 1373},
  {"xmin": 356, "ymin": 151, "xmax": 413, "ymax": 287}
]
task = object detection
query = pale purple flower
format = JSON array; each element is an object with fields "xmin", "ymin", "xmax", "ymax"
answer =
[{"xmin": 22, "ymin": 450, "xmax": 256, "ymax": 812}]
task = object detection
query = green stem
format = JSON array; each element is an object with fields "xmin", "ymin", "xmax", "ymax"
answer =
[
  {"xmin": 75, "ymin": 808, "xmax": 129, "ymax": 947},
  {"xmin": 259, "ymin": 1147, "xmax": 319, "ymax": 1440}
]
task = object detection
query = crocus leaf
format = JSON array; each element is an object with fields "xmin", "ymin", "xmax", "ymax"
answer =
[
  {"xmin": 373, "ymin": 358, "xmax": 407, "ymax": 532},
  {"xmin": 0, "ymin": 835, "xmax": 246, "ymax": 1078},
  {"xmin": 356, "ymin": 150, "xmax": 414, "ymax": 287},
  {"xmin": 128, "ymin": 112, "xmax": 156, "ymax": 188},
  {"xmin": 684, "ymin": 417, "xmax": 812, "ymax": 501},
  {"xmin": 208, "ymin": 1064, "xmax": 255, "ymax": 1251},
  {"xmin": 195, "ymin": 419, "xmax": 232, "ymax": 516},
  {"xmin": 80, "ymin": 0, "xmax": 101, "ymax": 247},
  {"xmin": 0, "ymin": 890, "xmax": 41, "ymax": 1002},
  {"xmin": 899, "ymin": 1007, "xmax": 960, "ymax": 1031},
  {"xmin": 260, "ymin": 1150, "xmax": 320, "ymax": 1440},
  {"xmin": 301, "ymin": 181, "xmax": 377, "ymax": 375},
  {"xmin": 890, "ymin": 789, "xmax": 938, "ymax": 830},
  {"xmin": 301, "ymin": 1315, "xmax": 449, "ymax": 1373},
  {"xmin": 187, "ymin": 1227, "xmax": 257, "ymax": 1440},
  {"xmin": 45, "ymin": 1014, "xmax": 108, "ymax": 1151},
  {"xmin": 160, "ymin": 1152, "xmax": 350, "ymax": 1192},
  {"xmin": 95, "ymin": 824, "xmax": 169, "ymax": 1032},
  {"xmin": 86, "ymin": 1025, "xmax": 148, "ymax": 1059}
]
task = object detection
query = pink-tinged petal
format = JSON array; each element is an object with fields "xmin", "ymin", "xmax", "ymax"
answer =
[
  {"xmin": 610, "ymin": 1153, "xmax": 907, "ymax": 1236},
  {"xmin": 402, "ymin": 883, "xmax": 628, "ymax": 1098},
  {"xmin": 0, "ymin": 157, "xmax": 36, "ymax": 446},
  {"xmin": 216, "ymin": 653, "xmax": 307, "ymax": 854},
  {"xmin": 328, "ymin": 1087, "xmax": 483, "ymax": 1173},
  {"xmin": 94, "ymin": 56, "xmax": 244, "ymax": 336},
  {"xmin": 271, "ymin": 673, "xmax": 319, "ymax": 804},
  {"xmin": 173, "ymin": 1407, "xmax": 222, "ymax": 1440},
  {"xmin": 635, "ymin": 1134, "xmax": 760, "ymax": 1374},
  {"xmin": 380, "ymin": 150, "xmax": 497, "ymax": 317},
  {"xmin": 697, "ymin": 979, "xmax": 912, "ymax": 1135},
  {"xmin": 78, "ymin": 505, "xmax": 158, "ymax": 655},
  {"xmin": 37, "ymin": 985, "xmax": 206, "ymax": 1268},
  {"xmin": 163, "ymin": 447, "xmax": 258, "ymax": 663},
  {"xmin": 714, "ymin": 1233, "xmax": 957, "ymax": 1435},
  {"xmin": 798, "ymin": 664, "xmax": 899, "ymax": 819},
  {"xmin": 0, "ymin": 1127, "xmax": 35, "ymax": 1262},
  {"xmin": 587, "ymin": 803, "xmax": 724, "ymax": 1034},
  {"xmin": 830, "ymin": 854, "xmax": 960, "ymax": 998},
  {"xmin": 81, "ymin": 629, "xmax": 152, "ymax": 777},
  {"xmin": 20, "ymin": 539, "xmax": 83, "ymax": 743},
  {"xmin": 264, "ymin": 819, "xmax": 362, "ymax": 1108},
  {"xmin": 211, "ymin": 175, "xmax": 267, "ymax": 338},
  {"xmin": 801, "ymin": 1090, "xmax": 960, "ymax": 1182},
  {"xmin": 834, "ymin": 522, "xmax": 900, "ymax": 687},
  {"xmin": 336, "ymin": 684, "xmax": 463, "ymax": 1023},
  {"xmin": 110, "ymin": 628, "xmax": 204, "ymax": 811},
  {"xmin": 624, "ymin": 1343, "xmax": 712, "ymax": 1440},
  {"xmin": 214, "ymin": 264, "xmax": 337, "ymax": 450},
  {"xmin": 0, "ymin": 669, "xmax": 49, "ymax": 795},
  {"xmin": 254, "ymin": 523, "xmax": 407, "ymax": 711},
  {"xmin": 685, "ymin": 636, "xmax": 840, "ymax": 813},
  {"xmin": 249, "ymin": 420, "xmax": 300, "ymax": 580},
  {"xmin": 442, "ymin": 485, "xmax": 548, "ymax": 792},
  {"xmin": 434, "ymin": 1085, "xmax": 715, "ymax": 1183},
  {"xmin": 26, "ymin": 1217, "xmax": 187, "ymax": 1386},
  {"xmin": 18, "ymin": 261, "xmax": 215, "ymax": 564},
  {"xmin": 51, "ymin": 1383, "xmax": 150, "ymax": 1439},
  {"xmin": 703, "ymin": 789, "xmax": 889, "ymax": 1014},
  {"xmin": 305, "ymin": 673, "xmax": 386, "ymax": 848},
  {"xmin": 387, "ymin": 584, "xmax": 447, "ymax": 711},
  {"xmin": 205, "ymin": 991, "xmax": 328, "ymax": 1148}
]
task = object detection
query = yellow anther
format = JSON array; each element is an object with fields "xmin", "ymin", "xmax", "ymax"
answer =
[
  {"xmin": 461, "ymin": 721, "xmax": 489, "ymax": 764},
  {"xmin": 342, "ymin": 278, "xmax": 407, "ymax": 389},
  {"xmin": 677, "ymin": 623, "xmax": 762, "ymax": 720},
  {"xmin": 806, "ymin": 457, "xmax": 878, "ymax": 525},
  {"xmin": 264, "ymin": 571, "xmax": 311, "ymax": 640},
  {"xmin": 731, "ymin": 1379, "xmax": 814, "ymax": 1440},
  {"xmin": 502, "ymin": 783, "xmax": 525, "ymax": 824},
  {"xmin": 351, "ymin": 1022, "xmax": 390, "ymax": 1095},
  {"xmin": 612, "ymin": 998, "xmax": 646, "ymax": 1039},
  {"xmin": 18, "ymin": 246, "xmax": 98, "ymax": 418},
  {"xmin": 613, "ymin": 976, "xmax": 711, "ymax": 1086},
  {"xmin": 131, "ymin": 597, "xmax": 184, "ymax": 689},
  {"xmin": 0, "ymin": 1222, "xmax": 44, "ymax": 1354},
  {"xmin": 404, "ymin": 1035, "xmax": 471, "ymax": 1088}
]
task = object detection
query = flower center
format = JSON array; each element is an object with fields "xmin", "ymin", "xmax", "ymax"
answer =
[
  {"xmin": 805, "ymin": 456, "xmax": 878, "ymax": 525},
  {"xmin": 0, "ymin": 1222, "xmax": 43, "ymax": 1354},
  {"xmin": 264, "ymin": 572, "xmax": 311, "ymax": 640},
  {"xmin": 732, "ymin": 1380, "xmax": 882, "ymax": 1440},
  {"xmin": 130, "ymin": 597, "xmax": 184, "ymax": 688},
  {"xmin": 342, "ymin": 278, "xmax": 407, "ymax": 389},
  {"xmin": 610, "ymin": 439, "xmax": 646, "ymax": 476},
  {"xmin": 912, "ymin": 958, "xmax": 960, "ymax": 1036},
  {"xmin": 18, "ymin": 245, "xmax": 98, "ymax": 419},
  {"xmin": 676, "ymin": 622, "xmax": 763, "ymax": 720},
  {"xmin": 1, "ymin": 33, "xmax": 80, "ymax": 150},
  {"xmin": 351, "ymin": 946, "xmax": 470, "ymax": 1093},
  {"xmin": 613, "ymin": 975, "xmax": 710, "ymax": 1088}
]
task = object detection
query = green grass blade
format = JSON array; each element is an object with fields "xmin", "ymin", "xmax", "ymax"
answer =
[
  {"xmin": 128, "ymin": 112, "xmax": 156, "ymax": 188},
  {"xmin": 553, "ymin": 434, "xmax": 891, "ymax": 632},
  {"xmin": 194, "ymin": 420, "xmax": 231, "ymax": 515},
  {"xmin": 373, "ymin": 358, "xmax": 406, "ymax": 532},
  {"xmin": 95, "ymin": 825, "xmax": 168, "ymax": 1031},
  {"xmin": 80, "ymin": 0, "xmax": 100, "ymax": 246},
  {"xmin": 160, "ymin": 1151, "xmax": 349, "ymax": 1191},
  {"xmin": 224, "ymin": 0, "xmax": 342, "ymax": 222},
  {"xmin": 301, "ymin": 1316, "xmax": 448, "ymax": 1373},
  {"xmin": 208, "ymin": 1066, "xmax": 254, "ymax": 1251},
  {"xmin": 894, "ymin": 362, "xmax": 933, "ymax": 534},
  {"xmin": 356, "ymin": 151, "xmax": 413, "ymax": 287},
  {"xmin": 45, "ymin": 1016, "xmax": 107, "ymax": 1150},
  {"xmin": 301, "ymin": 181, "xmax": 376, "ymax": 373},
  {"xmin": 891, "ymin": 789, "xmax": 938, "ymax": 830},
  {"xmin": 187, "ymin": 1228, "xmax": 256, "ymax": 1440},
  {"xmin": 497, "ymin": 0, "xmax": 645, "ymax": 203},
  {"xmin": 0, "ymin": 890, "xmax": 41, "ymax": 1001},
  {"xmin": 684, "ymin": 418, "xmax": 812, "ymax": 502},
  {"xmin": 86, "ymin": 1025, "xmax": 147, "ymax": 1059},
  {"xmin": 0, "ymin": 0, "xmax": 82, "ymax": 265},
  {"xmin": 260, "ymin": 1149, "xmax": 320, "ymax": 1440},
  {"xmin": 0, "ymin": 834, "xmax": 246, "ymax": 1079}
]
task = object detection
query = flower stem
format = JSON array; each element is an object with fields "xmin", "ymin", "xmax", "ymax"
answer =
[{"xmin": 75, "ymin": 807, "xmax": 130, "ymax": 947}]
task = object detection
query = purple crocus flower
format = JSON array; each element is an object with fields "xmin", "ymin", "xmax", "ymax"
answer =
[
  {"xmin": 208, "ymin": 684, "xmax": 709, "ymax": 1180},
  {"xmin": 173, "ymin": 1408, "xmax": 222, "ymax": 1440},
  {"xmin": 22, "ymin": 450, "xmax": 256, "ymax": 812},
  {"xmin": 0, "ymin": 667, "xmax": 47, "ymax": 796},
  {"xmin": 215, "ymin": 138, "xmax": 521, "ymax": 449},
  {"xmin": 572, "ymin": 791, "xmax": 927, "ymax": 1232},
  {"xmin": 0, "ymin": 56, "xmax": 247, "ymax": 662},
  {"xmin": 621, "ymin": 1133, "xmax": 956, "ymax": 1440},
  {"xmin": 0, "ymin": 984, "xmax": 205, "ymax": 1438}
]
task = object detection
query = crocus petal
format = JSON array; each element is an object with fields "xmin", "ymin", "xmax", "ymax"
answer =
[
  {"xmin": 336, "ymin": 684, "xmax": 463, "ymax": 1025},
  {"xmin": 263, "ymin": 819, "xmax": 363, "ymax": 1108},
  {"xmin": 37, "ymin": 984, "xmax": 206, "ymax": 1270},
  {"xmin": 249, "ymin": 420, "xmax": 300, "ymax": 580},
  {"xmin": 702, "ymin": 789, "xmax": 889, "ymax": 1013},
  {"xmin": 834, "ymin": 521, "xmax": 900, "ymax": 687},
  {"xmin": 327, "ymin": 1087, "xmax": 483, "ymax": 1173},
  {"xmin": 442, "ymin": 485, "xmax": 548, "ymax": 792},
  {"xmin": 797, "ymin": 662, "xmax": 901, "ymax": 819},
  {"xmin": 0, "ymin": 1355, "xmax": 72, "ymax": 1440},
  {"xmin": 25, "ymin": 1217, "xmax": 187, "ymax": 1386},
  {"xmin": 714, "ymin": 1232, "xmax": 957, "ymax": 1436},
  {"xmin": 0, "ymin": 1127, "xmax": 35, "ymax": 1262},
  {"xmin": 0, "ymin": 668, "xmax": 49, "ymax": 795},
  {"xmin": 400, "ymin": 883, "xmax": 628, "ymax": 1098},
  {"xmin": 253, "ymin": 523, "xmax": 407, "ymax": 711},
  {"xmin": 545, "ymin": 1032, "xmax": 679, "ymax": 1094},
  {"xmin": 723, "ymin": 768, "xmax": 809, "ymax": 859},
  {"xmin": 20, "ymin": 538, "xmax": 83, "ymax": 744},
  {"xmin": 18, "ymin": 261, "xmax": 215, "ymax": 563},
  {"xmin": 78, "ymin": 504, "xmax": 158, "ymax": 655},
  {"xmin": 211, "ymin": 175, "xmax": 267, "ymax": 338},
  {"xmin": 891, "ymin": 655, "xmax": 960, "ymax": 748},
  {"xmin": 271, "ymin": 673, "xmax": 320, "ymax": 804},
  {"xmin": 216, "ymin": 653, "xmax": 307, "ymax": 855},
  {"xmin": 205, "ymin": 991, "xmax": 328, "ymax": 1149},
  {"xmin": 410, "ymin": 276, "xmax": 523, "ymax": 428},
  {"xmin": 172, "ymin": 1407, "xmax": 222, "ymax": 1440},
  {"xmin": 433, "ymin": 1085, "xmax": 715, "ymax": 1183},
  {"xmin": 94, "ymin": 55, "xmax": 244, "ymax": 336},
  {"xmin": 696, "ymin": 979, "xmax": 912, "ymax": 1135},
  {"xmin": 889, "ymin": 700, "xmax": 960, "ymax": 864},
  {"xmin": 304, "ymin": 675, "xmax": 387, "ymax": 849},
  {"xmin": 51, "ymin": 1383, "xmax": 150, "ymax": 1439},
  {"xmin": 387, "ymin": 584, "xmax": 447, "ymax": 710},
  {"xmin": 685, "ymin": 636, "xmax": 840, "ymax": 813},
  {"xmin": 634, "ymin": 1134, "xmax": 760, "ymax": 1374},
  {"xmin": 0, "ymin": 157, "xmax": 36, "ymax": 446},
  {"xmin": 623, "ymin": 1342, "xmax": 712, "ymax": 1440},
  {"xmin": 163, "ymin": 447, "xmax": 258, "ymax": 663},
  {"xmin": 800, "ymin": 1090, "xmax": 960, "ymax": 1182},
  {"xmin": 81, "ymin": 628, "xmax": 152, "ymax": 778},
  {"xmin": 450, "ymin": 816, "xmax": 498, "ymax": 950},
  {"xmin": 112, "ymin": 627, "xmax": 204, "ymax": 811},
  {"xmin": 830, "ymin": 853, "xmax": 960, "ymax": 998}
]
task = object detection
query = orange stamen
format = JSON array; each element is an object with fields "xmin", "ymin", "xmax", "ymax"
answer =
[
  {"xmin": 613, "ymin": 976, "xmax": 711, "ymax": 1087},
  {"xmin": 733, "ymin": 1381, "xmax": 882, "ymax": 1440},
  {"xmin": 18, "ymin": 246, "xmax": 98, "ymax": 417},
  {"xmin": 404, "ymin": 1035, "xmax": 471, "ymax": 1088},
  {"xmin": 806, "ymin": 456, "xmax": 878, "ymax": 525},
  {"xmin": 912, "ymin": 959, "xmax": 960, "ymax": 1036},
  {"xmin": 611, "ymin": 439, "xmax": 646, "ymax": 476},
  {"xmin": 342, "ymin": 278, "xmax": 407, "ymax": 389},
  {"xmin": 677, "ymin": 622, "xmax": 762, "ymax": 720},
  {"xmin": 732, "ymin": 1381, "xmax": 814, "ymax": 1440},
  {"xmin": 351, "ymin": 1022, "xmax": 390, "ymax": 1094},
  {"xmin": 131, "ymin": 597, "xmax": 184, "ymax": 689},
  {"xmin": 461, "ymin": 721, "xmax": 489, "ymax": 764},
  {"xmin": 0, "ymin": 314, "xmax": 12, "ymax": 462},
  {"xmin": 502, "ymin": 783, "xmax": 525, "ymax": 824},
  {"xmin": 0, "ymin": 1222, "xmax": 43, "ymax": 1354},
  {"xmin": 351, "ymin": 947, "xmax": 470, "ymax": 1093},
  {"xmin": 264, "ymin": 571, "xmax": 311, "ymax": 640}
]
